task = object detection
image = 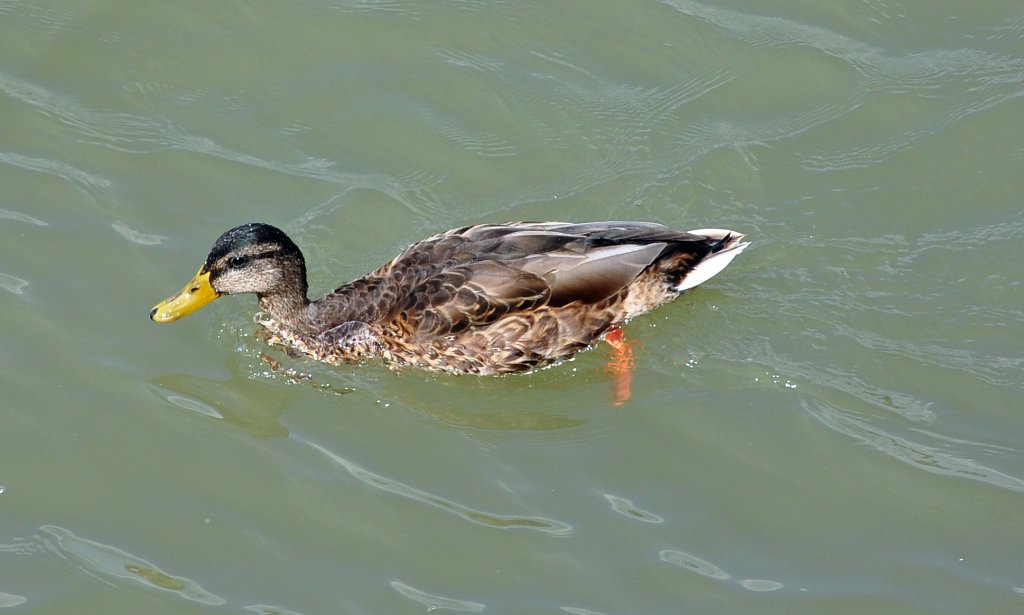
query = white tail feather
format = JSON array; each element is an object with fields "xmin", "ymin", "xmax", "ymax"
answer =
[{"xmin": 675, "ymin": 229, "xmax": 749, "ymax": 291}]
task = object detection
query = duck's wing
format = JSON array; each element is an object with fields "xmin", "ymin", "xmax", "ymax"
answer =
[
  {"xmin": 395, "ymin": 259, "xmax": 550, "ymax": 339},
  {"xmin": 393, "ymin": 222, "xmax": 676, "ymax": 338},
  {"xmin": 512, "ymin": 239, "xmax": 666, "ymax": 306}
]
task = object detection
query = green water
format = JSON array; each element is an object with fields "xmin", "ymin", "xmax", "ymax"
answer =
[{"xmin": 2, "ymin": 1, "xmax": 1022, "ymax": 613}]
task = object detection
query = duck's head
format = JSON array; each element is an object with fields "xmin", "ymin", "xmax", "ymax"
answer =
[{"xmin": 150, "ymin": 223, "xmax": 307, "ymax": 322}]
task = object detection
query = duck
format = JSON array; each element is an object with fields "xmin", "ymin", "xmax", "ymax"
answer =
[{"xmin": 150, "ymin": 221, "xmax": 747, "ymax": 375}]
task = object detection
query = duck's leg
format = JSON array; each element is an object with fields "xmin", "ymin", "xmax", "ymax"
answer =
[{"xmin": 604, "ymin": 328, "xmax": 635, "ymax": 407}]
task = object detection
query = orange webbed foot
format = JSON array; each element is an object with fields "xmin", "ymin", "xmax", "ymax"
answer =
[{"xmin": 604, "ymin": 328, "xmax": 635, "ymax": 407}]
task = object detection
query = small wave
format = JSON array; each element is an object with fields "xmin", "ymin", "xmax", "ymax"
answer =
[
  {"xmin": 659, "ymin": 549, "xmax": 731, "ymax": 579},
  {"xmin": 603, "ymin": 493, "xmax": 665, "ymax": 524},
  {"xmin": 302, "ymin": 438, "xmax": 573, "ymax": 535},
  {"xmin": 390, "ymin": 581, "xmax": 485, "ymax": 612},
  {"xmin": 39, "ymin": 525, "xmax": 225, "ymax": 605},
  {"xmin": 803, "ymin": 400, "xmax": 1024, "ymax": 493}
]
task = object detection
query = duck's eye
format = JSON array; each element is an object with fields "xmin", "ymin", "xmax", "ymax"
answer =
[{"xmin": 227, "ymin": 256, "xmax": 248, "ymax": 269}]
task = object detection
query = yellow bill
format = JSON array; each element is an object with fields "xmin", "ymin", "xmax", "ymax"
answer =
[{"xmin": 150, "ymin": 268, "xmax": 220, "ymax": 322}]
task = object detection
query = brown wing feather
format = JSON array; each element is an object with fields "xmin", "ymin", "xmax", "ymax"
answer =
[
  {"xmin": 343, "ymin": 221, "xmax": 714, "ymax": 339},
  {"xmin": 396, "ymin": 261, "xmax": 551, "ymax": 339}
]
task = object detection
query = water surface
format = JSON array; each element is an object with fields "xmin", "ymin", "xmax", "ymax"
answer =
[{"xmin": 1, "ymin": 1, "xmax": 1022, "ymax": 613}]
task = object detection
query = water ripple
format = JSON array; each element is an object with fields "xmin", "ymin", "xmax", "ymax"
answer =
[
  {"xmin": 329, "ymin": 0, "xmax": 411, "ymax": 16},
  {"xmin": 0, "ymin": 537, "xmax": 39, "ymax": 557},
  {"xmin": 739, "ymin": 578, "xmax": 785, "ymax": 592},
  {"xmin": 603, "ymin": 493, "xmax": 664, "ymax": 524},
  {"xmin": 732, "ymin": 337, "xmax": 936, "ymax": 423},
  {"xmin": 243, "ymin": 604, "xmax": 305, "ymax": 615},
  {"xmin": 515, "ymin": 46, "xmax": 762, "ymax": 204},
  {"xmin": 436, "ymin": 49, "xmax": 505, "ymax": 75},
  {"xmin": 831, "ymin": 322, "xmax": 1024, "ymax": 388},
  {"xmin": 39, "ymin": 525, "xmax": 225, "ymax": 605},
  {"xmin": 0, "ymin": 208, "xmax": 48, "ymax": 226},
  {"xmin": 390, "ymin": 580, "xmax": 485, "ymax": 612},
  {"xmin": 422, "ymin": 110, "xmax": 519, "ymax": 158},
  {"xmin": 0, "ymin": 151, "xmax": 109, "ymax": 190},
  {"xmin": 561, "ymin": 607, "xmax": 607, "ymax": 615},
  {"xmin": 0, "ymin": 592, "xmax": 27, "ymax": 608},
  {"xmin": 803, "ymin": 400, "xmax": 1024, "ymax": 493},
  {"xmin": 659, "ymin": 549, "xmax": 731, "ymax": 579},
  {"xmin": 0, "ymin": 2, "xmax": 77, "ymax": 39},
  {"xmin": 661, "ymin": 548, "xmax": 786, "ymax": 592},
  {"xmin": 112, "ymin": 220, "xmax": 165, "ymax": 245},
  {"xmin": 301, "ymin": 438, "xmax": 573, "ymax": 535},
  {"xmin": 0, "ymin": 273, "xmax": 29, "ymax": 296},
  {"xmin": 661, "ymin": 0, "xmax": 1024, "ymax": 172},
  {"xmin": 0, "ymin": 69, "xmax": 436, "ymax": 204},
  {"xmin": 990, "ymin": 14, "xmax": 1024, "ymax": 41}
]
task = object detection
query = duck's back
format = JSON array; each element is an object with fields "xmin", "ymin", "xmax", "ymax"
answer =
[{"xmin": 308, "ymin": 221, "xmax": 746, "ymax": 374}]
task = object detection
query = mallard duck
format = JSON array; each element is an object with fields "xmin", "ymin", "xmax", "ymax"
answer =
[{"xmin": 150, "ymin": 221, "xmax": 747, "ymax": 375}]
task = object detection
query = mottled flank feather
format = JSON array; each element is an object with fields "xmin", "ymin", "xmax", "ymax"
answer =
[{"xmin": 153, "ymin": 221, "xmax": 748, "ymax": 374}]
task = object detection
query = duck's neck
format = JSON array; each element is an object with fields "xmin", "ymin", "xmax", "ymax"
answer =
[{"xmin": 258, "ymin": 291, "xmax": 315, "ymax": 334}]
